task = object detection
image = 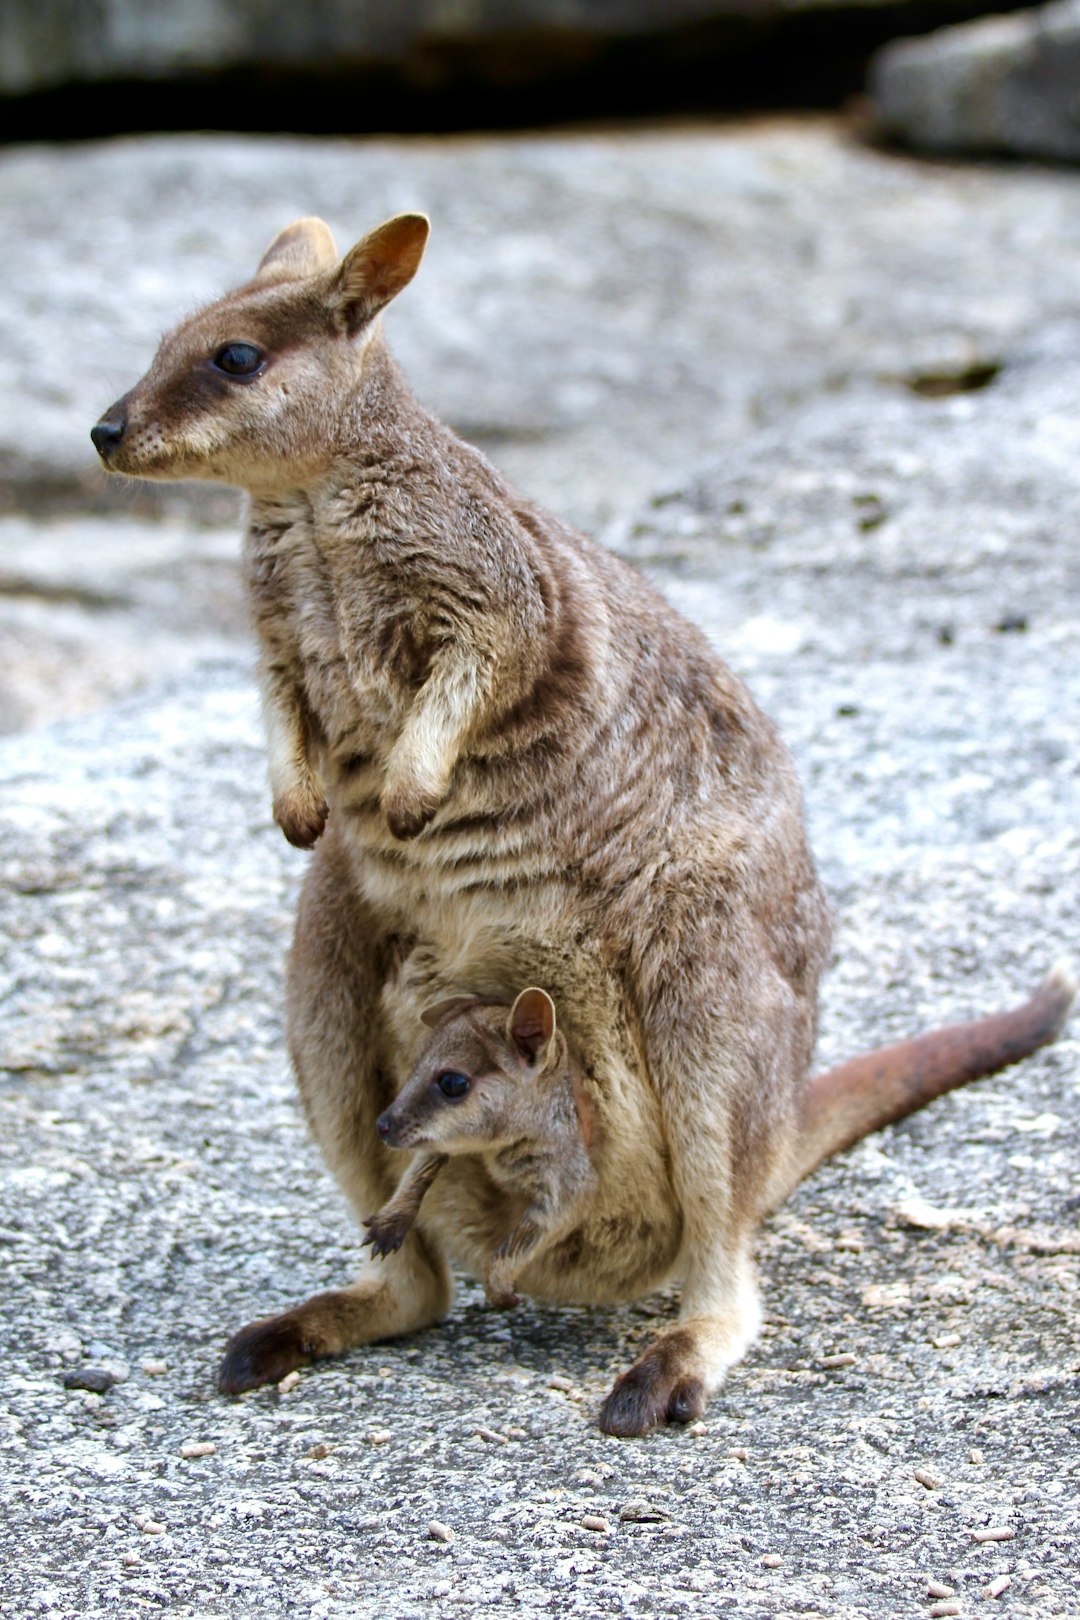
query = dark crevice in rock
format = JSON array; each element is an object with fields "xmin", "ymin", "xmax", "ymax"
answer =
[
  {"xmin": 0, "ymin": 6, "xmax": 1039, "ymax": 143},
  {"xmin": 901, "ymin": 359, "xmax": 1003, "ymax": 397}
]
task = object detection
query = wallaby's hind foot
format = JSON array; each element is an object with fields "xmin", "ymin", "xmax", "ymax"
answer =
[
  {"xmin": 219, "ymin": 1247, "xmax": 451, "ymax": 1394},
  {"xmin": 599, "ymin": 1253, "xmax": 762, "ymax": 1437},
  {"xmin": 598, "ymin": 1326, "xmax": 709, "ymax": 1437}
]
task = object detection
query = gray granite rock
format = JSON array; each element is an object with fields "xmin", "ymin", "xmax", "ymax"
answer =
[
  {"xmin": 2, "ymin": 303, "xmax": 1078, "ymax": 1617},
  {"xmin": 871, "ymin": 0, "xmax": 1080, "ymax": 161},
  {"xmin": 8, "ymin": 119, "xmax": 1080, "ymax": 535}
]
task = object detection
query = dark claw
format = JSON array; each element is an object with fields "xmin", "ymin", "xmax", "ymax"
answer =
[{"xmin": 361, "ymin": 1214, "xmax": 407, "ymax": 1258}]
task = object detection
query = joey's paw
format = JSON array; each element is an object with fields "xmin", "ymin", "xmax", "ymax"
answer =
[
  {"xmin": 597, "ymin": 1331, "xmax": 707, "ymax": 1437},
  {"xmin": 362, "ymin": 1212, "xmax": 409, "ymax": 1259},
  {"xmin": 380, "ymin": 782, "xmax": 441, "ymax": 841},
  {"xmin": 218, "ymin": 1311, "xmax": 320, "ymax": 1395},
  {"xmin": 273, "ymin": 790, "xmax": 329, "ymax": 850}
]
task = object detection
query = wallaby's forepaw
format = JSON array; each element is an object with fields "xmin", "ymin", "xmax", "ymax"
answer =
[
  {"xmin": 484, "ymin": 1278, "xmax": 522, "ymax": 1310},
  {"xmin": 597, "ymin": 1328, "xmax": 707, "ymax": 1437},
  {"xmin": 361, "ymin": 1210, "xmax": 410, "ymax": 1259},
  {"xmin": 274, "ymin": 789, "xmax": 329, "ymax": 850},
  {"xmin": 484, "ymin": 1249, "xmax": 527, "ymax": 1309},
  {"xmin": 218, "ymin": 1310, "xmax": 322, "ymax": 1395},
  {"xmin": 380, "ymin": 782, "xmax": 441, "ymax": 841}
]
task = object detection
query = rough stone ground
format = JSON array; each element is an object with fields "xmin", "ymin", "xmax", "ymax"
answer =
[{"xmin": 1, "ymin": 119, "xmax": 1078, "ymax": 1617}]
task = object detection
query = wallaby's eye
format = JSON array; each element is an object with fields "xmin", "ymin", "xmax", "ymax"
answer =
[
  {"xmin": 435, "ymin": 1070, "xmax": 471, "ymax": 1100},
  {"xmin": 212, "ymin": 342, "xmax": 265, "ymax": 378}
]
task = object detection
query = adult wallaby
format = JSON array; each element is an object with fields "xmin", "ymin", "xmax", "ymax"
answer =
[{"xmin": 92, "ymin": 213, "xmax": 1075, "ymax": 1435}]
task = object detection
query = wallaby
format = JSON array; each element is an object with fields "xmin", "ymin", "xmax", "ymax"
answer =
[
  {"xmin": 363, "ymin": 987, "xmax": 597, "ymax": 1310},
  {"xmin": 92, "ymin": 213, "xmax": 1076, "ymax": 1435}
]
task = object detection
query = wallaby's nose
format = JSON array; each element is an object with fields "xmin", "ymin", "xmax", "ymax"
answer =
[
  {"xmin": 91, "ymin": 415, "xmax": 127, "ymax": 460},
  {"xmin": 376, "ymin": 1110, "xmax": 399, "ymax": 1147}
]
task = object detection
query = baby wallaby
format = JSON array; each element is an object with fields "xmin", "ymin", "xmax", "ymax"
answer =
[{"xmin": 364, "ymin": 988, "xmax": 596, "ymax": 1308}]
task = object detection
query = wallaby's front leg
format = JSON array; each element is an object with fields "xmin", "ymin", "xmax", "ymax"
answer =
[
  {"xmin": 261, "ymin": 658, "xmax": 328, "ymax": 849},
  {"xmin": 484, "ymin": 1214, "xmax": 544, "ymax": 1310},
  {"xmin": 381, "ymin": 645, "xmax": 491, "ymax": 839},
  {"xmin": 363, "ymin": 1152, "xmax": 447, "ymax": 1258}
]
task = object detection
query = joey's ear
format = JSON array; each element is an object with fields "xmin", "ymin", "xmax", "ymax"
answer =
[
  {"xmin": 508, "ymin": 988, "xmax": 557, "ymax": 1066},
  {"xmin": 255, "ymin": 217, "xmax": 339, "ymax": 284},
  {"xmin": 333, "ymin": 213, "xmax": 430, "ymax": 335},
  {"xmin": 419, "ymin": 995, "xmax": 477, "ymax": 1030}
]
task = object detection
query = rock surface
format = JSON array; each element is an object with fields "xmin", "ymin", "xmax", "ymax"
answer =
[
  {"xmin": 871, "ymin": 0, "xmax": 1080, "ymax": 161},
  {"xmin": 2, "ymin": 119, "xmax": 1079, "ymax": 1616},
  {"xmin": 6, "ymin": 119, "xmax": 1080, "ymax": 729}
]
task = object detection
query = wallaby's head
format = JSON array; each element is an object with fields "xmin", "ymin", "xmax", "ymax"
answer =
[
  {"xmin": 91, "ymin": 213, "xmax": 429, "ymax": 491},
  {"xmin": 376, "ymin": 989, "xmax": 565, "ymax": 1153}
]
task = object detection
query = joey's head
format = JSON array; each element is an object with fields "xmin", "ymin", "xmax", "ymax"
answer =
[
  {"xmin": 376, "ymin": 989, "xmax": 564, "ymax": 1154},
  {"xmin": 91, "ymin": 212, "xmax": 429, "ymax": 492}
]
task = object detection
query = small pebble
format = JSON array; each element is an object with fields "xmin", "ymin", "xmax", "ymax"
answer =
[
  {"xmin": 428, "ymin": 1520, "xmax": 455, "ymax": 1545},
  {"xmin": 687, "ymin": 1421, "xmax": 707, "ymax": 1437},
  {"xmin": 277, "ymin": 1371, "xmax": 301, "ymax": 1394},
  {"xmin": 933, "ymin": 1333, "xmax": 962, "ymax": 1349},
  {"xmin": 548, "ymin": 1375, "xmax": 574, "ymax": 1392},
  {"xmin": 141, "ymin": 1359, "xmax": 168, "ymax": 1377},
  {"xmin": 927, "ymin": 1582, "xmax": 955, "ymax": 1598},
  {"xmin": 973, "ymin": 1526, "xmax": 1016, "ymax": 1543},
  {"xmin": 304, "ymin": 1443, "xmax": 332, "ymax": 1461},
  {"xmin": 368, "ymin": 1428, "xmax": 392, "ymax": 1445},
  {"xmin": 581, "ymin": 1515, "xmax": 609, "ymax": 1533},
  {"xmin": 985, "ymin": 1575, "xmax": 1012, "ymax": 1598},
  {"xmin": 761, "ymin": 1554, "xmax": 782, "ymax": 1569},
  {"xmin": 620, "ymin": 1499, "xmax": 671, "ymax": 1523},
  {"xmin": 179, "ymin": 1441, "xmax": 216, "ymax": 1459},
  {"xmin": 474, "ymin": 1426, "xmax": 508, "ymax": 1445},
  {"xmin": 968, "ymin": 1449, "xmax": 985, "ymax": 1465},
  {"xmin": 914, "ymin": 1467, "xmax": 941, "ymax": 1490},
  {"xmin": 930, "ymin": 1603, "xmax": 961, "ymax": 1618},
  {"xmin": 727, "ymin": 1447, "xmax": 749, "ymax": 1462},
  {"xmin": 63, "ymin": 1366, "xmax": 116, "ymax": 1395},
  {"xmin": 818, "ymin": 1352, "xmax": 857, "ymax": 1369},
  {"xmin": 134, "ymin": 1516, "xmax": 166, "ymax": 1536}
]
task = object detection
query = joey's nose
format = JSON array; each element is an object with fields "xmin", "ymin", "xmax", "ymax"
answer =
[
  {"xmin": 91, "ymin": 415, "xmax": 127, "ymax": 459},
  {"xmin": 376, "ymin": 1110, "xmax": 400, "ymax": 1147}
]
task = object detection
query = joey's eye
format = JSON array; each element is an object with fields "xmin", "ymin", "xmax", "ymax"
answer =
[
  {"xmin": 212, "ymin": 342, "xmax": 265, "ymax": 378},
  {"xmin": 435, "ymin": 1070, "xmax": 471, "ymax": 1100}
]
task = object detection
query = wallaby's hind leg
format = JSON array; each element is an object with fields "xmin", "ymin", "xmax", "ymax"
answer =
[
  {"xmin": 218, "ymin": 829, "xmax": 451, "ymax": 1394},
  {"xmin": 597, "ymin": 1240, "xmax": 761, "ymax": 1435}
]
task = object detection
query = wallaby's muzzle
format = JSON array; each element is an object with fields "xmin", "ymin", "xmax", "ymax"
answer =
[{"xmin": 91, "ymin": 409, "xmax": 127, "ymax": 462}]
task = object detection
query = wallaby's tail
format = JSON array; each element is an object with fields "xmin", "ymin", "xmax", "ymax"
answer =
[{"xmin": 777, "ymin": 960, "xmax": 1076, "ymax": 1203}]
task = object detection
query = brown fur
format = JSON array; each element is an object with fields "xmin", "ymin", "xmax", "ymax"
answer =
[
  {"xmin": 363, "ymin": 989, "xmax": 598, "ymax": 1307},
  {"xmin": 93, "ymin": 215, "xmax": 1077, "ymax": 1433}
]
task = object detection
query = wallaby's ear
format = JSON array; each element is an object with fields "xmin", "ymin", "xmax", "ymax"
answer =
[
  {"xmin": 420, "ymin": 995, "xmax": 477, "ymax": 1030},
  {"xmin": 508, "ymin": 988, "xmax": 557, "ymax": 1066},
  {"xmin": 255, "ymin": 217, "xmax": 339, "ymax": 284},
  {"xmin": 333, "ymin": 213, "xmax": 430, "ymax": 335}
]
